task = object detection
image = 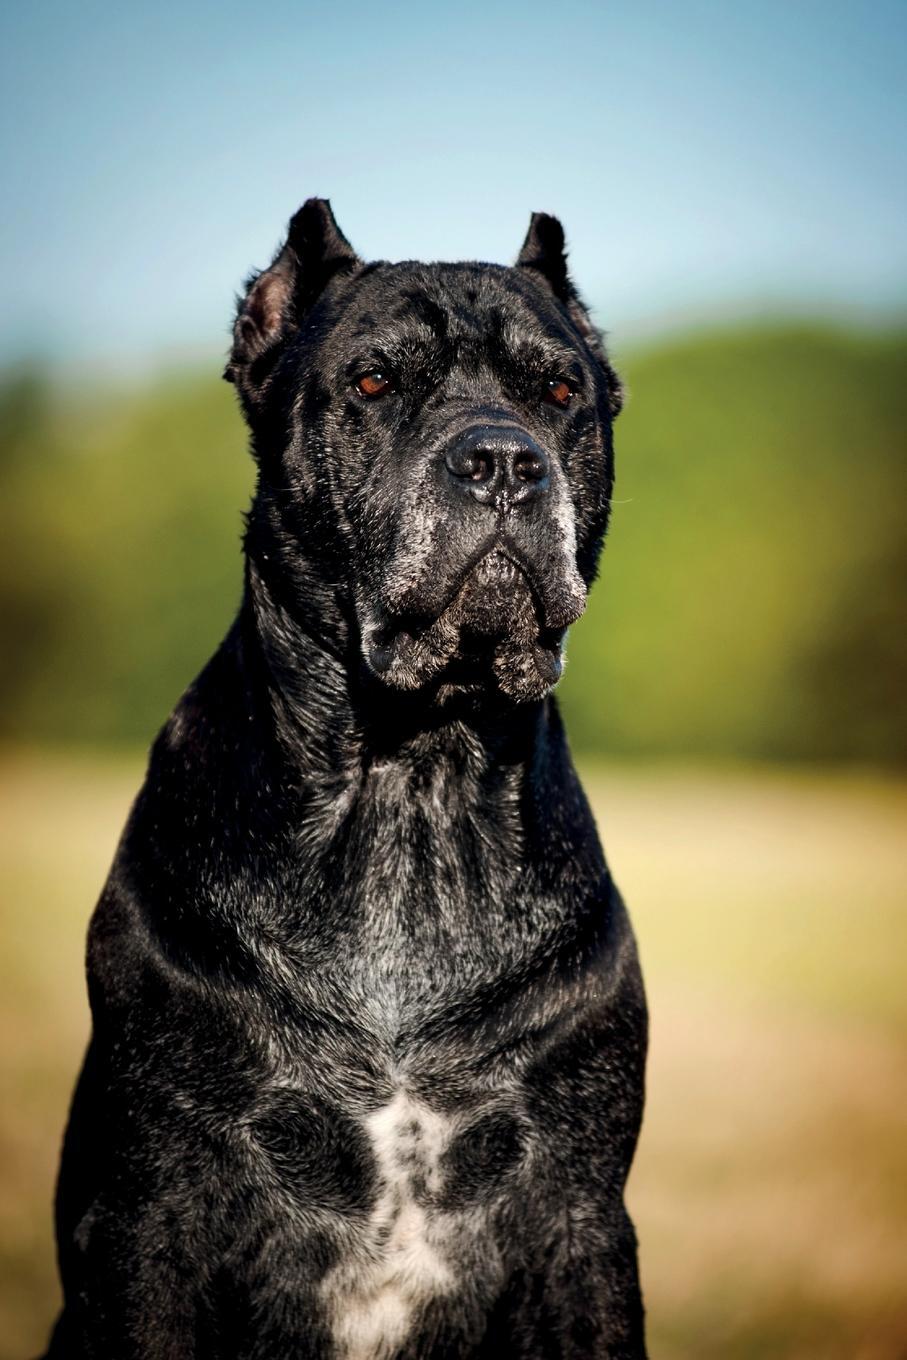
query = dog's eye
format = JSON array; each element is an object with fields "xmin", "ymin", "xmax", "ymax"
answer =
[
  {"xmin": 355, "ymin": 371, "xmax": 392, "ymax": 399},
  {"xmin": 544, "ymin": 379, "xmax": 573, "ymax": 408}
]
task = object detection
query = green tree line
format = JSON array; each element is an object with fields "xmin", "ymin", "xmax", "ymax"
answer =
[{"xmin": 1, "ymin": 323, "xmax": 904, "ymax": 762}]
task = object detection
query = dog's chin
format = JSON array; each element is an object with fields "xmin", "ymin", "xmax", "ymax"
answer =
[{"xmin": 362, "ymin": 554, "xmax": 573, "ymax": 704}]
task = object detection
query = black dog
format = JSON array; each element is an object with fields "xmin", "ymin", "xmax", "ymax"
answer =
[{"xmin": 45, "ymin": 200, "xmax": 648, "ymax": 1358}]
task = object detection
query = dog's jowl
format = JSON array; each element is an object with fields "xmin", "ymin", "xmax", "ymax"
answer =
[{"xmin": 45, "ymin": 201, "xmax": 648, "ymax": 1358}]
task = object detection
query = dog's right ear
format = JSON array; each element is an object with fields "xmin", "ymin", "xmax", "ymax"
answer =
[
  {"xmin": 517, "ymin": 211, "xmax": 623, "ymax": 418},
  {"xmin": 224, "ymin": 198, "xmax": 360, "ymax": 398}
]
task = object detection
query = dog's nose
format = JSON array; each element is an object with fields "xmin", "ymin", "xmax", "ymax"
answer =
[{"xmin": 444, "ymin": 426, "xmax": 550, "ymax": 505}]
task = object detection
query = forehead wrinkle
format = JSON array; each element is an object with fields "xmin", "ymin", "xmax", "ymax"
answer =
[
  {"xmin": 498, "ymin": 317, "xmax": 578, "ymax": 371},
  {"xmin": 335, "ymin": 262, "xmax": 584, "ymax": 383},
  {"xmin": 345, "ymin": 321, "xmax": 453, "ymax": 373}
]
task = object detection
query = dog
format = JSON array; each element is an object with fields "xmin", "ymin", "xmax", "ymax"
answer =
[{"xmin": 45, "ymin": 200, "xmax": 648, "ymax": 1358}]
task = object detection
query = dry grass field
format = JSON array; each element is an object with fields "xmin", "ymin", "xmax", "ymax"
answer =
[{"xmin": 1, "ymin": 753, "xmax": 905, "ymax": 1359}]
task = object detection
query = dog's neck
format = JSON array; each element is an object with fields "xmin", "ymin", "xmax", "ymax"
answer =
[{"xmin": 228, "ymin": 554, "xmax": 607, "ymax": 943}]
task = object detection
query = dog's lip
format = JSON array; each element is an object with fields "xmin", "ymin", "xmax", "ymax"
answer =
[
  {"xmin": 470, "ymin": 546, "xmax": 532, "ymax": 589},
  {"xmin": 382, "ymin": 535, "xmax": 545, "ymax": 630},
  {"xmin": 363, "ymin": 545, "xmax": 536, "ymax": 678}
]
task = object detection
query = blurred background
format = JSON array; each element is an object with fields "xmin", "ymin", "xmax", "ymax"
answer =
[{"xmin": 1, "ymin": 1, "xmax": 905, "ymax": 1356}]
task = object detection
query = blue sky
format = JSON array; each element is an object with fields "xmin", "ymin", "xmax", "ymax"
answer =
[{"xmin": 1, "ymin": 0, "xmax": 904, "ymax": 370}]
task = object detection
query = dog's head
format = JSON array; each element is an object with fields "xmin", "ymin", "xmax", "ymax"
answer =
[{"xmin": 226, "ymin": 199, "xmax": 621, "ymax": 705}]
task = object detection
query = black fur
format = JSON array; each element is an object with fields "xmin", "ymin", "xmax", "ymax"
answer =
[{"xmin": 45, "ymin": 200, "xmax": 647, "ymax": 1358}]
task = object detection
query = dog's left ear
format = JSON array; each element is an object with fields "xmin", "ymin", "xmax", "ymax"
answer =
[
  {"xmin": 517, "ymin": 212, "xmax": 622, "ymax": 416},
  {"xmin": 516, "ymin": 212, "xmax": 572, "ymax": 301},
  {"xmin": 225, "ymin": 198, "xmax": 361, "ymax": 399}
]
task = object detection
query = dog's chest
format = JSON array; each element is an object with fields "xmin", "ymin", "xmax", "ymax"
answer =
[
  {"xmin": 280, "ymin": 761, "xmax": 564, "ymax": 1352},
  {"xmin": 319, "ymin": 1091, "xmax": 456, "ymax": 1359}
]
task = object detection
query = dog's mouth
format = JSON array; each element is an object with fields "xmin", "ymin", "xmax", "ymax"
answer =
[
  {"xmin": 361, "ymin": 546, "xmax": 584, "ymax": 703},
  {"xmin": 455, "ymin": 549, "xmax": 536, "ymax": 636}
]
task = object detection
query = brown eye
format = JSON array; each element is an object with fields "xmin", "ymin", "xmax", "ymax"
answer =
[
  {"xmin": 544, "ymin": 379, "xmax": 573, "ymax": 408},
  {"xmin": 356, "ymin": 371, "xmax": 392, "ymax": 399}
]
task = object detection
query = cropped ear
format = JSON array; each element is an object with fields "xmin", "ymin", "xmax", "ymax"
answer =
[
  {"xmin": 517, "ymin": 211, "xmax": 623, "ymax": 417},
  {"xmin": 516, "ymin": 211, "xmax": 570, "ymax": 301},
  {"xmin": 225, "ymin": 198, "xmax": 360, "ymax": 395}
]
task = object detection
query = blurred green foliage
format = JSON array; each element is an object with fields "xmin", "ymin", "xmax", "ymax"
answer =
[{"xmin": 1, "ymin": 324, "xmax": 904, "ymax": 761}]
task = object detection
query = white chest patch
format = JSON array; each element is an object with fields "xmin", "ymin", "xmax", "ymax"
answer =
[{"xmin": 321, "ymin": 1091, "xmax": 454, "ymax": 1360}]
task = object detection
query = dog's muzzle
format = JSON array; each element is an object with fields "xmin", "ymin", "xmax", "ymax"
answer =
[{"xmin": 358, "ymin": 423, "xmax": 587, "ymax": 701}]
